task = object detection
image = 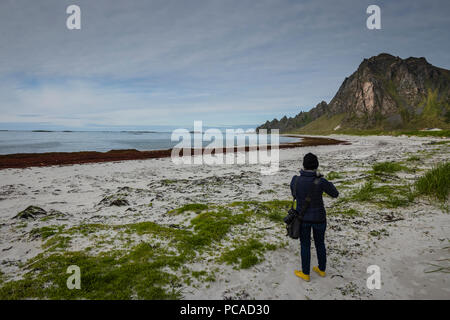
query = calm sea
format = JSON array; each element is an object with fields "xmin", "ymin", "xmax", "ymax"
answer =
[{"xmin": 0, "ymin": 131, "xmax": 298, "ymax": 155}]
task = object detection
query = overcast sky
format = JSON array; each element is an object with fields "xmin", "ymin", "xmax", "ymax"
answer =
[{"xmin": 0, "ymin": 0, "xmax": 449, "ymax": 130}]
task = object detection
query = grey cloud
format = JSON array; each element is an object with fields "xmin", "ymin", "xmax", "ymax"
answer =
[{"xmin": 0, "ymin": 0, "xmax": 449, "ymax": 128}]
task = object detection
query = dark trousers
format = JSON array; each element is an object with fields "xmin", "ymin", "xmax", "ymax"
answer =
[{"xmin": 299, "ymin": 222, "xmax": 327, "ymax": 275}]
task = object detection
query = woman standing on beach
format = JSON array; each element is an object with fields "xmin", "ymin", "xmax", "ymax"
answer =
[{"xmin": 290, "ymin": 153, "xmax": 339, "ymax": 282}]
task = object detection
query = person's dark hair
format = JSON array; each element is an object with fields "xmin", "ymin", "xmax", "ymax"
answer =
[{"xmin": 303, "ymin": 152, "xmax": 319, "ymax": 170}]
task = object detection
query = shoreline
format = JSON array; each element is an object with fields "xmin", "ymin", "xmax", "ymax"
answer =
[{"xmin": 0, "ymin": 136, "xmax": 349, "ymax": 170}]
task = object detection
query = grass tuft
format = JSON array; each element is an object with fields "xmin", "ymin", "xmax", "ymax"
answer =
[
  {"xmin": 352, "ymin": 180, "xmax": 375, "ymax": 202},
  {"xmin": 372, "ymin": 161, "xmax": 411, "ymax": 174},
  {"xmin": 406, "ymin": 155, "xmax": 421, "ymax": 162},
  {"xmin": 168, "ymin": 203, "xmax": 209, "ymax": 214},
  {"xmin": 326, "ymin": 171, "xmax": 342, "ymax": 180},
  {"xmin": 350, "ymin": 180, "xmax": 416, "ymax": 208},
  {"xmin": 415, "ymin": 162, "xmax": 450, "ymax": 202},
  {"xmin": 329, "ymin": 207, "xmax": 361, "ymax": 217},
  {"xmin": 219, "ymin": 239, "xmax": 277, "ymax": 269}
]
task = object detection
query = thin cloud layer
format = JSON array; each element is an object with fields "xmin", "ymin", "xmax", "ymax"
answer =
[{"xmin": 0, "ymin": 0, "xmax": 449, "ymax": 129}]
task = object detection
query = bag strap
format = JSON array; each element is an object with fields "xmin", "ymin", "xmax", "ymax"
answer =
[
  {"xmin": 292, "ymin": 175, "xmax": 298, "ymax": 199},
  {"xmin": 291, "ymin": 176, "xmax": 298, "ymax": 208}
]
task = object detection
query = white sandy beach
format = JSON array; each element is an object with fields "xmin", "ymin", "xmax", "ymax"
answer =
[{"xmin": 0, "ymin": 134, "xmax": 449, "ymax": 299}]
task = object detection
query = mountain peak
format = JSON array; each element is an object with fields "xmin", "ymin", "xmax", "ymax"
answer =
[{"xmin": 257, "ymin": 53, "xmax": 450, "ymax": 133}]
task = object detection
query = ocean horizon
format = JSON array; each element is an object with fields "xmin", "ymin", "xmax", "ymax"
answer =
[{"xmin": 0, "ymin": 129, "xmax": 297, "ymax": 155}]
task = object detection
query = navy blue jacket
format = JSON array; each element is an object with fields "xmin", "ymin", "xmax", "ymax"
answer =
[{"xmin": 290, "ymin": 170, "xmax": 339, "ymax": 223}]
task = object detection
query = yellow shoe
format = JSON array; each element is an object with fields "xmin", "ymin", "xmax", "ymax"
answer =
[
  {"xmin": 313, "ymin": 266, "xmax": 326, "ymax": 277},
  {"xmin": 294, "ymin": 270, "xmax": 310, "ymax": 282}
]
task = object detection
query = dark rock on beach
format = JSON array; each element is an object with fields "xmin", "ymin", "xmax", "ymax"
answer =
[
  {"xmin": 110, "ymin": 199, "xmax": 130, "ymax": 207},
  {"xmin": 14, "ymin": 205, "xmax": 47, "ymax": 219}
]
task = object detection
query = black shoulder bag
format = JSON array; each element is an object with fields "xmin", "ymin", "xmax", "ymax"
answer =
[{"xmin": 283, "ymin": 176, "xmax": 321, "ymax": 239}]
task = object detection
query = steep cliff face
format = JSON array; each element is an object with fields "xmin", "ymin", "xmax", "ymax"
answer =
[{"xmin": 258, "ymin": 53, "xmax": 450, "ymax": 133}]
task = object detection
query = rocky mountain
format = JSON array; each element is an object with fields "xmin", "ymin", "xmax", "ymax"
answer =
[{"xmin": 257, "ymin": 53, "xmax": 450, "ymax": 133}]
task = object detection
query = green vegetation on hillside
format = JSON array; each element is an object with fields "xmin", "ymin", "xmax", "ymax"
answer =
[
  {"xmin": 421, "ymin": 88, "xmax": 445, "ymax": 127},
  {"xmin": 291, "ymin": 113, "xmax": 346, "ymax": 134},
  {"xmin": 287, "ymin": 128, "xmax": 450, "ymax": 138}
]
